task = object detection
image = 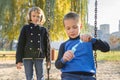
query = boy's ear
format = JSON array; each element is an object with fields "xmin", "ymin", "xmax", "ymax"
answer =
[{"xmin": 80, "ymin": 24, "xmax": 82, "ymax": 29}]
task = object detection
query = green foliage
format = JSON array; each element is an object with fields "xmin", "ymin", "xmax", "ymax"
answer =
[
  {"xmin": 0, "ymin": 0, "xmax": 88, "ymax": 41},
  {"xmin": 71, "ymin": 0, "xmax": 88, "ymax": 33},
  {"xmin": 47, "ymin": 0, "xmax": 89, "ymax": 41},
  {"xmin": 49, "ymin": 0, "xmax": 71, "ymax": 41},
  {"xmin": 0, "ymin": 0, "xmax": 29, "ymax": 40}
]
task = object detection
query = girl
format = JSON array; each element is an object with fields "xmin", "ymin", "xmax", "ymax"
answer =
[{"xmin": 16, "ymin": 6, "xmax": 51, "ymax": 80}]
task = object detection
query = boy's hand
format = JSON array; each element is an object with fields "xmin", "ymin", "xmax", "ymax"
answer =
[
  {"xmin": 80, "ymin": 34, "xmax": 92, "ymax": 42},
  {"xmin": 63, "ymin": 50, "xmax": 74, "ymax": 62},
  {"xmin": 16, "ymin": 62, "xmax": 22, "ymax": 69}
]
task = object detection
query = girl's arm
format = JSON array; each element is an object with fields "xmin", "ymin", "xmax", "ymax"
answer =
[{"xmin": 16, "ymin": 26, "xmax": 26, "ymax": 64}]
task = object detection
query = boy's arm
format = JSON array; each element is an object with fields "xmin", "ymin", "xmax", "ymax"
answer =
[
  {"xmin": 92, "ymin": 38, "xmax": 110, "ymax": 52},
  {"xmin": 55, "ymin": 43, "xmax": 65, "ymax": 69},
  {"xmin": 80, "ymin": 34, "xmax": 110, "ymax": 52}
]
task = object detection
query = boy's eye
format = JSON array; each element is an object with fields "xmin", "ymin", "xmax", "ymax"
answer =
[
  {"xmin": 73, "ymin": 26, "xmax": 78, "ymax": 29},
  {"xmin": 32, "ymin": 15, "xmax": 40, "ymax": 18},
  {"xmin": 66, "ymin": 27, "xmax": 70, "ymax": 30}
]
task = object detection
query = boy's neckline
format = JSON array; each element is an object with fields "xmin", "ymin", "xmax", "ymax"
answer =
[{"xmin": 69, "ymin": 35, "xmax": 80, "ymax": 40}]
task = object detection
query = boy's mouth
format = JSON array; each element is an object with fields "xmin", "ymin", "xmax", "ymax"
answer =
[{"xmin": 70, "ymin": 34, "xmax": 75, "ymax": 36}]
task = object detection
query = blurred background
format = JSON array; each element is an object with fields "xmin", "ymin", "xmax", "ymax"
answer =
[{"xmin": 0, "ymin": 0, "xmax": 120, "ymax": 80}]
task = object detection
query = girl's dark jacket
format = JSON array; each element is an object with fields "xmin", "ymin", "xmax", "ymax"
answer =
[{"xmin": 16, "ymin": 23, "xmax": 50, "ymax": 64}]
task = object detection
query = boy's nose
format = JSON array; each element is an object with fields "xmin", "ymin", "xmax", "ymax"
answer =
[{"xmin": 70, "ymin": 29, "xmax": 74, "ymax": 33}]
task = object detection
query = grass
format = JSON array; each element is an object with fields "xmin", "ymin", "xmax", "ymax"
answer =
[
  {"xmin": 0, "ymin": 51, "xmax": 15, "ymax": 60},
  {"xmin": 0, "ymin": 51, "xmax": 15, "ymax": 54},
  {"xmin": 96, "ymin": 51, "xmax": 120, "ymax": 61},
  {"xmin": 0, "ymin": 50, "xmax": 120, "ymax": 61}
]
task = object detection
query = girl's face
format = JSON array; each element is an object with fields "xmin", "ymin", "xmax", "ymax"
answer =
[
  {"xmin": 30, "ymin": 10, "xmax": 41, "ymax": 25},
  {"xmin": 64, "ymin": 19, "xmax": 81, "ymax": 38}
]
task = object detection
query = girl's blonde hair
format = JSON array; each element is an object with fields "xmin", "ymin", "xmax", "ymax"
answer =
[{"xmin": 27, "ymin": 6, "xmax": 46, "ymax": 25}]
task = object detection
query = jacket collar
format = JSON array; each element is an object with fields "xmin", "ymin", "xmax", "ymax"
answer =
[{"xmin": 29, "ymin": 23, "xmax": 39, "ymax": 27}]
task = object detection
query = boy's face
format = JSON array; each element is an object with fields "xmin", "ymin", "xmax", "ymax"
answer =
[
  {"xmin": 64, "ymin": 19, "xmax": 81, "ymax": 38},
  {"xmin": 30, "ymin": 10, "xmax": 41, "ymax": 25}
]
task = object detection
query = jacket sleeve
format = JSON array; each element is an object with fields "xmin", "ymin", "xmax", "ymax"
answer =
[
  {"xmin": 92, "ymin": 38, "xmax": 110, "ymax": 52},
  {"xmin": 44, "ymin": 28, "xmax": 51, "ymax": 62},
  {"xmin": 55, "ymin": 43, "xmax": 66, "ymax": 69},
  {"xmin": 16, "ymin": 26, "xmax": 26, "ymax": 64}
]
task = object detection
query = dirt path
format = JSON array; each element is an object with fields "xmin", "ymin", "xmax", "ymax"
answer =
[
  {"xmin": 0, "ymin": 60, "xmax": 120, "ymax": 80},
  {"xmin": 97, "ymin": 61, "xmax": 120, "ymax": 80}
]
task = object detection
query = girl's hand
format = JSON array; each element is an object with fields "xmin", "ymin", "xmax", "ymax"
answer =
[
  {"xmin": 46, "ymin": 61, "xmax": 51, "ymax": 69},
  {"xmin": 16, "ymin": 62, "xmax": 22, "ymax": 69},
  {"xmin": 80, "ymin": 34, "xmax": 92, "ymax": 42},
  {"xmin": 63, "ymin": 50, "xmax": 74, "ymax": 62}
]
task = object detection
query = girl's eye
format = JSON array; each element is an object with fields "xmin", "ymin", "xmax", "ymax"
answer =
[
  {"xmin": 37, "ymin": 16, "xmax": 41, "ymax": 18},
  {"xmin": 32, "ymin": 15, "xmax": 35, "ymax": 17}
]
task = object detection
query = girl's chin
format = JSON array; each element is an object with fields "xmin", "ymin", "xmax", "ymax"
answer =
[{"xmin": 32, "ymin": 22, "xmax": 39, "ymax": 24}]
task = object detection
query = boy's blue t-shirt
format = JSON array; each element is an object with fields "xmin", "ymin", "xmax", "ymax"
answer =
[{"xmin": 61, "ymin": 38, "xmax": 96, "ymax": 74}]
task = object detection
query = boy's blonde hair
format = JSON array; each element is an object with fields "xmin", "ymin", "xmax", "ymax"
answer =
[
  {"xmin": 63, "ymin": 12, "xmax": 80, "ymax": 23},
  {"xmin": 27, "ymin": 6, "xmax": 46, "ymax": 25}
]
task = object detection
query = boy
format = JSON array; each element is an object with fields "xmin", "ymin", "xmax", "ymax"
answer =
[{"xmin": 55, "ymin": 12, "xmax": 110, "ymax": 80}]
